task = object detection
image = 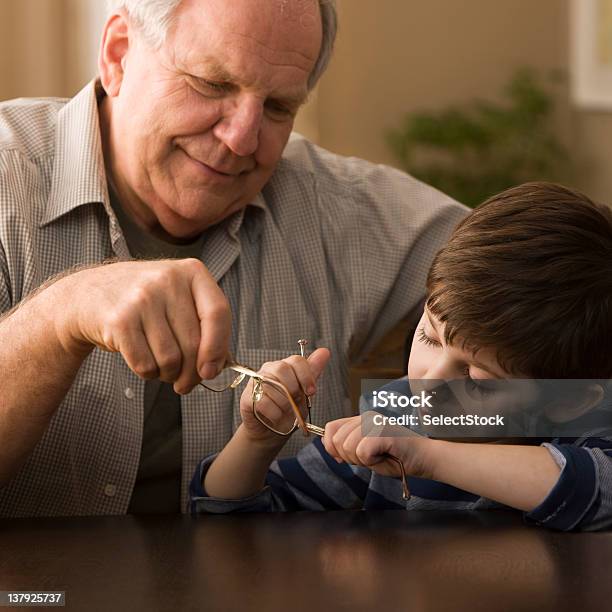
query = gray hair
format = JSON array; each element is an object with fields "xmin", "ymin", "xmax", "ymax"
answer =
[{"xmin": 106, "ymin": 0, "xmax": 337, "ymax": 89}]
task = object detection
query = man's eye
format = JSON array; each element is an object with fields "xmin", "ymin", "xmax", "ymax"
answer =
[
  {"xmin": 417, "ymin": 327, "xmax": 441, "ymax": 348},
  {"xmin": 265, "ymin": 100, "xmax": 294, "ymax": 118},
  {"xmin": 188, "ymin": 76, "xmax": 227, "ymax": 96},
  {"xmin": 201, "ymin": 80, "xmax": 227, "ymax": 93}
]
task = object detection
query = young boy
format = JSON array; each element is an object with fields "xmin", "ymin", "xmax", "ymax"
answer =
[{"xmin": 190, "ymin": 182, "xmax": 612, "ymax": 531}]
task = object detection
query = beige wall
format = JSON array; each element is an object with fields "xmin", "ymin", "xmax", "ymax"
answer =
[
  {"xmin": 1, "ymin": 0, "xmax": 612, "ymax": 203},
  {"xmin": 296, "ymin": 0, "xmax": 612, "ymax": 204},
  {"xmin": 0, "ymin": 0, "xmax": 69, "ymax": 98},
  {"xmin": 0, "ymin": 0, "xmax": 100, "ymax": 100}
]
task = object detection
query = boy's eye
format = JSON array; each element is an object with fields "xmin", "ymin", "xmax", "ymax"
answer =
[
  {"xmin": 417, "ymin": 327, "xmax": 441, "ymax": 348},
  {"xmin": 465, "ymin": 373, "xmax": 496, "ymax": 397},
  {"xmin": 468, "ymin": 380, "xmax": 495, "ymax": 397}
]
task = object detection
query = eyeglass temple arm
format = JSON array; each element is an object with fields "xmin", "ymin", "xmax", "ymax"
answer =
[{"xmin": 229, "ymin": 363, "xmax": 411, "ymax": 500}]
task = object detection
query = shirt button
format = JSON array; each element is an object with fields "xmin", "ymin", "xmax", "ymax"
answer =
[
  {"xmin": 104, "ymin": 484, "xmax": 117, "ymax": 497},
  {"xmin": 124, "ymin": 387, "xmax": 135, "ymax": 400}
]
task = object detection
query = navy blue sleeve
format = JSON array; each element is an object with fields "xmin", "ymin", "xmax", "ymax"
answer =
[
  {"xmin": 189, "ymin": 438, "xmax": 407, "ymax": 514},
  {"xmin": 526, "ymin": 437, "xmax": 612, "ymax": 531}
]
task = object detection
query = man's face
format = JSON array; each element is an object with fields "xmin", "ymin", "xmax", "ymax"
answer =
[{"xmin": 106, "ymin": 0, "xmax": 322, "ymax": 239}]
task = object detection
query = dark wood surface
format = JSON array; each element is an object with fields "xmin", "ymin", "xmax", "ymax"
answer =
[{"xmin": 1, "ymin": 510, "xmax": 611, "ymax": 612}]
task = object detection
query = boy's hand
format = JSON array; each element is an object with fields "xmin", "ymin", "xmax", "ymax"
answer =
[
  {"xmin": 322, "ymin": 411, "xmax": 437, "ymax": 480},
  {"xmin": 239, "ymin": 348, "xmax": 331, "ymax": 446}
]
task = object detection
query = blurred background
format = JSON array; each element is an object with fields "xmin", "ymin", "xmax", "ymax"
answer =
[
  {"xmin": 1, "ymin": 0, "xmax": 611, "ymax": 390},
  {"xmin": 1, "ymin": 0, "xmax": 611, "ymax": 203}
]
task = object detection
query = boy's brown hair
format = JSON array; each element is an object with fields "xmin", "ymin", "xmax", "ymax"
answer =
[{"xmin": 426, "ymin": 182, "xmax": 612, "ymax": 378}]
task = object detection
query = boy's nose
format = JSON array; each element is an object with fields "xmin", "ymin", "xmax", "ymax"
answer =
[{"xmin": 423, "ymin": 358, "xmax": 464, "ymax": 382}]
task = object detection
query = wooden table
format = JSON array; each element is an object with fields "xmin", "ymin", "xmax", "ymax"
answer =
[{"xmin": 1, "ymin": 510, "xmax": 611, "ymax": 611}]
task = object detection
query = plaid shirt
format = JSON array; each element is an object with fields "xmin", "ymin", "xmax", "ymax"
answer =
[{"xmin": 0, "ymin": 81, "xmax": 467, "ymax": 517}]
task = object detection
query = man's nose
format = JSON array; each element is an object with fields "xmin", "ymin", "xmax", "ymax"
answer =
[{"xmin": 214, "ymin": 96, "xmax": 263, "ymax": 158}]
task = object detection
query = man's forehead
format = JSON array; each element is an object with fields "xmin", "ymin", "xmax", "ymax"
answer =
[
  {"xmin": 275, "ymin": 0, "xmax": 321, "ymax": 28},
  {"xmin": 174, "ymin": 0, "xmax": 322, "ymax": 52},
  {"xmin": 171, "ymin": 0, "xmax": 322, "ymax": 84}
]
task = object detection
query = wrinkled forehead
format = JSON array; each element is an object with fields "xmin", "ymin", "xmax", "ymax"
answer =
[
  {"xmin": 275, "ymin": 0, "xmax": 322, "ymax": 28},
  {"xmin": 169, "ymin": 0, "xmax": 323, "ymax": 74}
]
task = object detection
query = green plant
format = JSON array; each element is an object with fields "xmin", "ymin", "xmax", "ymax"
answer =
[{"xmin": 387, "ymin": 69, "xmax": 569, "ymax": 207}]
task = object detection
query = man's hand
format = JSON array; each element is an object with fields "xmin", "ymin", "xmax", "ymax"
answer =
[
  {"xmin": 53, "ymin": 258, "xmax": 231, "ymax": 394},
  {"xmin": 323, "ymin": 412, "xmax": 436, "ymax": 480},
  {"xmin": 238, "ymin": 348, "xmax": 331, "ymax": 446}
]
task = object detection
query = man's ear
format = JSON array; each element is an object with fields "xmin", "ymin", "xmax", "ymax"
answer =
[
  {"xmin": 98, "ymin": 11, "xmax": 130, "ymax": 97},
  {"xmin": 542, "ymin": 383, "xmax": 604, "ymax": 423}
]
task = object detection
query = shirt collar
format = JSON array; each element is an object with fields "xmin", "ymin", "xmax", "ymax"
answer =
[{"xmin": 41, "ymin": 79, "xmax": 110, "ymax": 227}]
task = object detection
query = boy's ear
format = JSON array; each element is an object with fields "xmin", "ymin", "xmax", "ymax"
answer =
[{"xmin": 542, "ymin": 383, "xmax": 604, "ymax": 423}]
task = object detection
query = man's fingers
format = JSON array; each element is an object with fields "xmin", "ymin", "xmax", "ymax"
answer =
[
  {"xmin": 118, "ymin": 322, "xmax": 159, "ymax": 380},
  {"xmin": 165, "ymin": 296, "xmax": 201, "ymax": 394},
  {"xmin": 188, "ymin": 259, "xmax": 231, "ymax": 378},
  {"xmin": 141, "ymin": 306, "xmax": 183, "ymax": 383}
]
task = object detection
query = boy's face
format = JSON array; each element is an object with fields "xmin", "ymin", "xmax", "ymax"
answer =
[
  {"xmin": 407, "ymin": 309, "xmax": 537, "ymax": 437},
  {"xmin": 408, "ymin": 308, "xmax": 509, "ymax": 382}
]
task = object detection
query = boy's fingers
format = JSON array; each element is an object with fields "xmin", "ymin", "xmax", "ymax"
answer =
[
  {"xmin": 337, "ymin": 421, "xmax": 364, "ymax": 464},
  {"xmin": 306, "ymin": 348, "xmax": 331, "ymax": 384},
  {"xmin": 259, "ymin": 362, "xmax": 303, "ymax": 407},
  {"xmin": 240, "ymin": 378, "xmax": 255, "ymax": 406},
  {"xmin": 324, "ymin": 416, "xmax": 361, "ymax": 462},
  {"xmin": 280, "ymin": 355, "xmax": 317, "ymax": 397},
  {"xmin": 322, "ymin": 416, "xmax": 353, "ymax": 454},
  {"xmin": 355, "ymin": 437, "xmax": 386, "ymax": 468},
  {"xmin": 322, "ymin": 419, "xmax": 344, "ymax": 460}
]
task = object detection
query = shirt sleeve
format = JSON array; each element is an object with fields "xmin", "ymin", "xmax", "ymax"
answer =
[
  {"xmin": 189, "ymin": 437, "xmax": 405, "ymax": 514},
  {"xmin": 312, "ymin": 149, "xmax": 469, "ymax": 360},
  {"xmin": 0, "ymin": 240, "xmax": 12, "ymax": 315},
  {"xmin": 525, "ymin": 437, "xmax": 612, "ymax": 531}
]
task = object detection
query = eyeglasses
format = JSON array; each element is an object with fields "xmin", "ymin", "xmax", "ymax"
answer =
[{"xmin": 199, "ymin": 340, "xmax": 410, "ymax": 500}]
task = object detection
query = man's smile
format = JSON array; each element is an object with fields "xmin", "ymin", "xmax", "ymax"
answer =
[{"xmin": 177, "ymin": 146, "xmax": 249, "ymax": 182}]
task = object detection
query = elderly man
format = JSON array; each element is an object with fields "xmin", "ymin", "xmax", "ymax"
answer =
[{"xmin": 0, "ymin": 0, "xmax": 466, "ymax": 516}]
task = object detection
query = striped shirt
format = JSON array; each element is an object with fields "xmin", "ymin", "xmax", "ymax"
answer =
[
  {"xmin": 0, "ymin": 81, "xmax": 467, "ymax": 517},
  {"xmin": 190, "ymin": 384, "xmax": 612, "ymax": 531}
]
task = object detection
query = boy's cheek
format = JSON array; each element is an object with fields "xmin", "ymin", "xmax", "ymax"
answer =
[{"xmin": 407, "ymin": 337, "xmax": 429, "ymax": 380}]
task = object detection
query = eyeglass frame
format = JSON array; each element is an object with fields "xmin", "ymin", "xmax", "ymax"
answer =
[
  {"xmin": 199, "ymin": 359, "xmax": 324, "ymax": 437},
  {"xmin": 198, "ymin": 341, "xmax": 410, "ymax": 500}
]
